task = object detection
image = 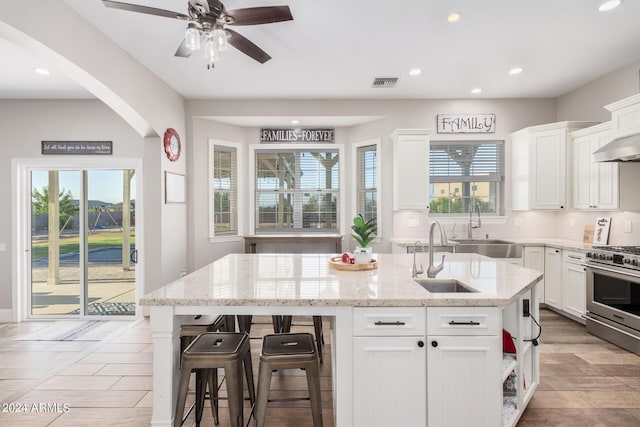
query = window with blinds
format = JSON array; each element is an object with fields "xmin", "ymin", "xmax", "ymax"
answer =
[
  {"xmin": 429, "ymin": 140, "xmax": 504, "ymax": 215},
  {"xmin": 212, "ymin": 144, "xmax": 238, "ymax": 236},
  {"xmin": 356, "ymin": 144, "xmax": 377, "ymax": 222},
  {"xmin": 255, "ymin": 149, "xmax": 339, "ymax": 233}
]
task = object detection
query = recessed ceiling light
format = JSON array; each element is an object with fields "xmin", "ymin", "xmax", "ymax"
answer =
[
  {"xmin": 447, "ymin": 12, "xmax": 461, "ymax": 22},
  {"xmin": 509, "ymin": 67, "xmax": 523, "ymax": 75},
  {"xmin": 471, "ymin": 88, "xmax": 482, "ymax": 94},
  {"xmin": 290, "ymin": 120, "xmax": 300, "ymax": 125},
  {"xmin": 33, "ymin": 67, "xmax": 50, "ymax": 75},
  {"xmin": 598, "ymin": 0, "xmax": 622, "ymax": 11},
  {"xmin": 409, "ymin": 68, "xmax": 422, "ymax": 76}
]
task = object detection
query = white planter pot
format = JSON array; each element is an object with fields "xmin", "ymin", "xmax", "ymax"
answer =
[{"xmin": 354, "ymin": 246, "xmax": 372, "ymax": 264}]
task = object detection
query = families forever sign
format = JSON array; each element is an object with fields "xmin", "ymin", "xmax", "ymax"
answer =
[{"xmin": 260, "ymin": 128, "xmax": 335, "ymax": 143}]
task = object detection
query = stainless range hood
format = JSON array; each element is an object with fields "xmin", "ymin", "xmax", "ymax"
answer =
[{"xmin": 593, "ymin": 133, "xmax": 640, "ymax": 162}]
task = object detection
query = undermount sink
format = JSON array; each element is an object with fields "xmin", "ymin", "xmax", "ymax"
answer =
[
  {"xmin": 414, "ymin": 278, "xmax": 478, "ymax": 293},
  {"xmin": 453, "ymin": 239, "xmax": 513, "ymax": 245},
  {"xmin": 452, "ymin": 239, "xmax": 523, "ymax": 258}
]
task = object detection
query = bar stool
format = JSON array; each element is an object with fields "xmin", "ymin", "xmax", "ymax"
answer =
[
  {"xmin": 179, "ymin": 316, "xmax": 237, "ymax": 426},
  {"xmin": 175, "ymin": 332, "xmax": 256, "ymax": 427},
  {"xmin": 255, "ymin": 333, "xmax": 323, "ymax": 427}
]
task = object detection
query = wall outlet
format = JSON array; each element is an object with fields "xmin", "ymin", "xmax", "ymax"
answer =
[
  {"xmin": 514, "ymin": 217, "xmax": 524, "ymax": 227},
  {"xmin": 0, "ymin": 243, "xmax": 6, "ymax": 252},
  {"xmin": 624, "ymin": 221, "xmax": 632, "ymax": 233},
  {"xmin": 569, "ymin": 219, "xmax": 575, "ymax": 227},
  {"xmin": 408, "ymin": 218, "xmax": 420, "ymax": 228}
]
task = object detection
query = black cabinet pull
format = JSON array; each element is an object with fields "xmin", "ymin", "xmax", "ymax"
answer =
[
  {"xmin": 431, "ymin": 341, "xmax": 438, "ymax": 347},
  {"xmin": 448, "ymin": 320, "xmax": 480, "ymax": 326},
  {"xmin": 417, "ymin": 341, "xmax": 424, "ymax": 348},
  {"xmin": 374, "ymin": 321, "xmax": 406, "ymax": 326}
]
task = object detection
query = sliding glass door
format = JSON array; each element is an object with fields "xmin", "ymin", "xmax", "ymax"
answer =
[{"xmin": 30, "ymin": 169, "xmax": 137, "ymax": 317}]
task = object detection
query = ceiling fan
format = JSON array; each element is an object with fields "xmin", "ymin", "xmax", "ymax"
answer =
[{"xmin": 102, "ymin": 0, "xmax": 293, "ymax": 68}]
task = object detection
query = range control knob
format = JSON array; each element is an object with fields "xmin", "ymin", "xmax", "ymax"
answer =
[
  {"xmin": 624, "ymin": 258, "xmax": 631, "ymax": 264},
  {"xmin": 586, "ymin": 252, "xmax": 593, "ymax": 258},
  {"xmin": 599, "ymin": 254, "xmax": 606, "ymax": 260},
  {"xmin": 633, "ymin": 259, "xmax": 639, "ymax": 267},
  {"xmin": 606, "ymin": 255, "xmax": 613, "ymax": 261}
]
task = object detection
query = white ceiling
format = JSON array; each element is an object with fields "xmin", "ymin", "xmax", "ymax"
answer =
[{"xmin": 2, "ymin": 0, "xmax": 640, "ymax": 101}]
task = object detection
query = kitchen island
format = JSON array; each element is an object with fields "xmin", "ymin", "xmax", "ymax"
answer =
[{"xmin": 141, "ymin": 252, "xmax": 542, "ymax": 427}]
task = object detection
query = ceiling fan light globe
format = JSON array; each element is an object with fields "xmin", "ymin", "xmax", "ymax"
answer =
[
  {"xmin": 205, "ymin": 38, "xmax": 219, "ymax": 63},
  {"xmin": 185, "ymin": 27, "xmax": 201, "ymax": 51},
  {"xmin": 213, "ymin": 28, "xmax": 228, "ymax": 52}
]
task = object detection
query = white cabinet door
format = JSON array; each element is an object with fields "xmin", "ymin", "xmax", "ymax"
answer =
[
  {"xmin": 524, "ymin": 246, "xmax": 545, "ymax": 303},
  {"xmin": 353, "ymin": 336, "xmax": 426, "ymax": 427},
  {"xmin": 544, "ymin": 247, "xmax": 563, "ymax": 309},
  {"xmin": 392, "ymin": 129, "xmax": 431, "ymax": 210},
  {"xmin": 573, "ymin": 134, "xmax": 593, "ymax": 209},
  {"xmin": 427, "ymin": 335, "xmax": 501, "ymax": 427},
  {"xmin": 591, "ymin": 131, "xmax": 619, "ymax": 210},
  {"xmin": 572, "ymin": 123, "xmax": 619, "ymax": 210},
  {"xmin": 563, "ymin": 262, "xmax": 587, "ymax": 320},
  {"xmin": 530, "ymin": 130, "xmax": 566, "ymax": 209}
]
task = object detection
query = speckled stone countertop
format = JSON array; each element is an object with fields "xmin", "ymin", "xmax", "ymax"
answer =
[{"xmin": 140, "ymin": 253, "xmax": 542, "ymax": 308}]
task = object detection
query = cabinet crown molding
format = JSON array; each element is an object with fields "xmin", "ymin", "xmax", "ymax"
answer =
[
  {"xmin": 510, "ymin": 121, "xmax": 599, "ymax": 136},
  {"xmin": 604, "ymin": 93, "xmax": 640, "ymax": 112},
  {"xmin": 390, "ymin": 128, "xmax": 434, "ymax": 138},
  {"xmin": 569, "ymin": 121, "xmax": 612, "ymax": 137}
]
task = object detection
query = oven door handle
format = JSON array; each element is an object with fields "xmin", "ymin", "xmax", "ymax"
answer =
[
  {"xmin": 587, "ymin": 315, "xmax": 640, "ymax": 340},
  {"xmin": 586, "ymin": 264, "xmax": 640, "ymax": 279}
]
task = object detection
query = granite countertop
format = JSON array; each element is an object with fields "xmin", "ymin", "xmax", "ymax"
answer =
[{"xmin": 140, "ymin": 253, "xmax": 542, "ymax": 308}]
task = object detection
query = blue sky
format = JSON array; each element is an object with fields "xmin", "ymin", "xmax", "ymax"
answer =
[{"xmin": 31, "ymin": 170, "xmax": 136, "ymax": 204}]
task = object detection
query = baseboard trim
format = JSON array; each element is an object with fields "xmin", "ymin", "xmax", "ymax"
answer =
[{"xmin": 0, "ymin": 309, "xmax": 15, "ymax": 323}]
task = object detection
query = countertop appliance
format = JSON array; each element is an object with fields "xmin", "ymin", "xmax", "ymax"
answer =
[{"xmin": 585, "ymin": 246, "xmax": 640, "ymax": 355}]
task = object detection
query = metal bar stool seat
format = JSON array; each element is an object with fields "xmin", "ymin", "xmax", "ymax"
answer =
[
  {"xmin": 175, "ymin": 332, "xmax": 256, "ymax": 427},
  {"xmin": 255, "ymin": 333, "xmax": 323, "ymax": 427}
]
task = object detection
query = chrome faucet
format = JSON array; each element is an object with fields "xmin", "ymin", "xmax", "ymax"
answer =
[
  {"xmin": 427, "ymin": 221, "xmax": 447, "ymax": 278},
  {"xmin": 468, "ymin": 199, "xmax": 482, "ymax": 239},
  {"xmin": 412, "ymin": 241, "xmax": 424, "ymax": 278}
]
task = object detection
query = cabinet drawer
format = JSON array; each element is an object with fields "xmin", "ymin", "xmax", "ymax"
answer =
[
  {"xmin": 427, "ymin": 307, "xmax": 500, "ymax": 336},
  {"xmin": 563, "ymin": 250, "xmax": 586, "ymax": 264},
  {"xmin": 353, "ymin": 307, "xmax": 425, "ymax": 336}
]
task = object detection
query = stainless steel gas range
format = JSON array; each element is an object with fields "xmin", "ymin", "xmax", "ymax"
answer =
[{"xmin": 585, "ymin": 246, "xmax": 640, "ymax": 355}]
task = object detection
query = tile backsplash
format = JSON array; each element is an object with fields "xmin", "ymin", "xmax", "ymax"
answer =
[{"xmin": 393, "ymin": 210, "xmax": 640, "ymax": 246}]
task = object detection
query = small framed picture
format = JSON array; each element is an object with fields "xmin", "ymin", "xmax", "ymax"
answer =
[{"xmin": 165, "ymin": 171, "xmax": 185, "ymax": 203}]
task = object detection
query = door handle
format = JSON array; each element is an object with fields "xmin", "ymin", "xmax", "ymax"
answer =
[{"xmin": 130, "ymin": 249, "xmax": 138, "ymax": 264}]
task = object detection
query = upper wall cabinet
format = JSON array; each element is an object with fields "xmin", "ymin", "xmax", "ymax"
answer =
[
  {"xmin": 511, "ymin": 122, "xmax": 597, "ymax": 211},
  {"xmin": 392, "ymin": 129, "xmax": 432, "ymax": 211},
  {"xmin": 571, "ymin": 122, "xmax": 619, "ymax": 210},
  {"xmin": 605, "ymin": 93, "xmax": 640, "ymax": 138}
]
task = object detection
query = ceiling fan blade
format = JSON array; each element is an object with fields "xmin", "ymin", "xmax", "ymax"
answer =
[
  {"xmin": 227, "ymin": 29, "xmax": 271, "ymax": 63},
  {"xmin": 174, "ymin": 39, "xmax": 193, "ymax": 58},
  {"xmin": 226, "ymin": 6, "xmax": 293, "ymax": 26},
  {"xmin": 102, "ymin": 0, "xmax": 190, "ymax": 21}
]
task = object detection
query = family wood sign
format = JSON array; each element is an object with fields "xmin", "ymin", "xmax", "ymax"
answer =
[{"xmin": 437, "ymin": 114, "xmax": 496, "ymax": 134}]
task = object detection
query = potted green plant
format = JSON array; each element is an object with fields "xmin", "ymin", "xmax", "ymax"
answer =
[{"xmin": 351, "ymin": 214, "xmax": 377, "ymax": 264}]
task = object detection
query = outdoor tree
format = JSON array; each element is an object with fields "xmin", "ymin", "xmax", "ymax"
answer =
[{"xmin": 32, "ymin": 186, "xmax": 79, "ymax": 230}]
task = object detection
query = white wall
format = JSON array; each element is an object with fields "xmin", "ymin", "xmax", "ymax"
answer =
[
  {"xmin": 557, "ymin": 60, "xmax": 640, "ymax": 122},
  {"xmin": 186, "ymin": 98, "xmax": 557, "ymax": 258},
  {"xmin": 0, "ymin": 100, "xmax": 144, "ymax": 310}
]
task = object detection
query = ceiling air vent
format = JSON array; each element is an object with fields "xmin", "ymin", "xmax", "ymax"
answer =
[{"xmin": 372, "ymin": 77, "xmax": 398, "ymax": 88}]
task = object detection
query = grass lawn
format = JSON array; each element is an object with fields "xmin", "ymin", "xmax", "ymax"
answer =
[{"xmin": 31, "ymin": 230, "xmax": 135, "ymax": 260}]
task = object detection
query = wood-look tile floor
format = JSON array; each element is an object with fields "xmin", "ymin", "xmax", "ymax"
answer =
[
  {"xmin": 1, "ymin": 310, "xmax": 639, "ymax": 426},
  {"xmin": 519, "ymin": 309, "xmax": 640, "ymax": 426},
  {"xmin": 0, "ymin": 317, "xmax": 333, "ymax": 427}
]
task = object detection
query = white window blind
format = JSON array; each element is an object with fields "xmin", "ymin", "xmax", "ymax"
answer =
[
  {"xmin": 212, "ymin": 145, "xmax": 238, "ymax": 235},
  {"xmin": 356, "ymin": 144, "xmax": 377, "ymax": 222},
  {"xmin": 255, "ymin": 149, "xmax": 340, "ymax": 233},
  {"xmin": 429, "ymin": 140, "xmax": 504, "ymax": 215}
]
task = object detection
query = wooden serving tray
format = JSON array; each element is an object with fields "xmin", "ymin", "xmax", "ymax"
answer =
[{"xmin": 328, "ymin": 256, "xmax": 378, "ymax": 271}]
